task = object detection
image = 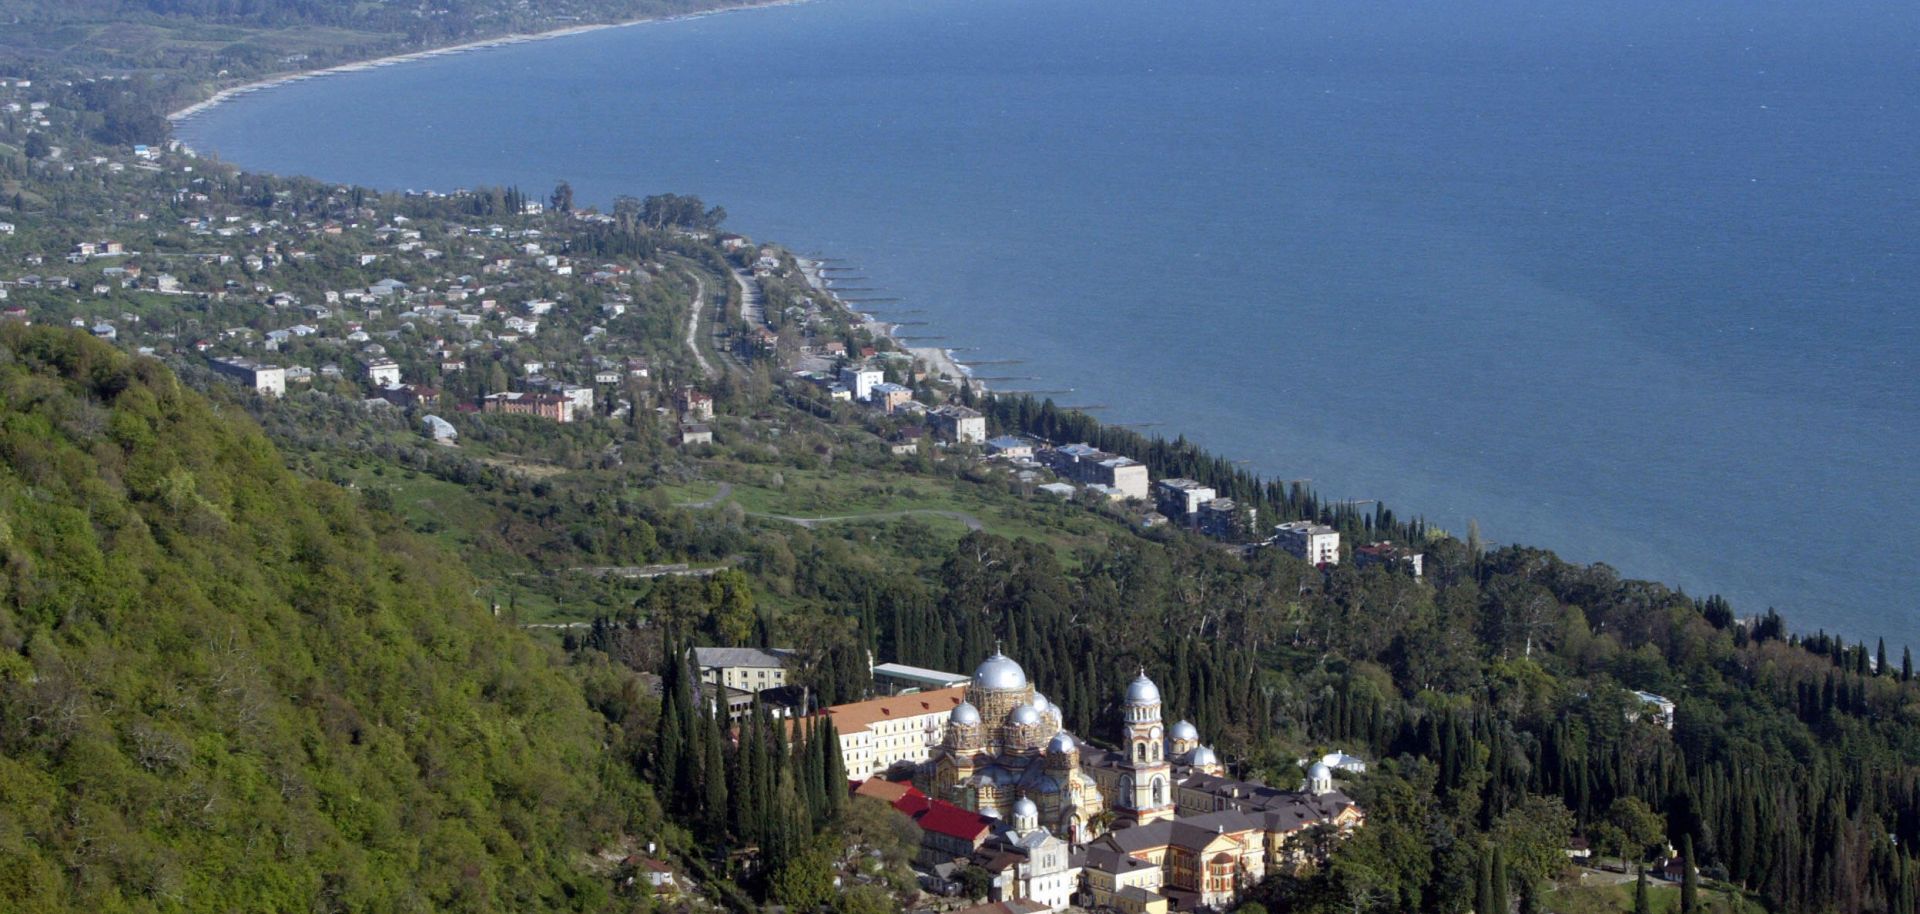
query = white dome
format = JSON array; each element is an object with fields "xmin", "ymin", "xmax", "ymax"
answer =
[
  {"xmin": 1308, "ymin": 760, "xmax": 1332, "ymax": 779},
  {"xmin": 1125, "ymin": 671, "xmax": 1161, "ymax": 705},
  {"xmin": 1031, "ymin": 692, "xmax": 1051, "ymax": 713},
  {"xmin": 973, "ymin": 651, "xmax": 1029, "ymax": 691},
  {"xmin": 1048, "ymin": 731, "xmax": 1078, "ymax": 754},
  {"xmin": 1009, "ymin": 704, "xmax": 1044, "ymax": 726},
  {"xmin": 1190, "ymin": 745, "xmax": 1219, "ymax": 766},
  {"xmin": 950, "ymin": 701, "xmax": 982, "ymax": 726},
  {"xmin": 1171, "ymin": 720, "xmax": 1199, "ymax": 742},
  {"xmin": 1012, "ymin": 796, "xmax": 1038, "ymax": 818}
]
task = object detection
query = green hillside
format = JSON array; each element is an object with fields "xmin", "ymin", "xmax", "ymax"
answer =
[{"xmin": 0, "ymin": 326, "xmax": 652, "ymax": 913}]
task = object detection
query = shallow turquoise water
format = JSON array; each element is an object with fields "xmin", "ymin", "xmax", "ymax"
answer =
[{"xmin": 179, "ymin": 0, "xmax": 1920, "ymax": 646}]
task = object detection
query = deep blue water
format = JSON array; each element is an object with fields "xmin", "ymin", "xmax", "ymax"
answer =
[{"xmin": 178, "ymin": 0, "xmax": 1920, "ymax": 647}]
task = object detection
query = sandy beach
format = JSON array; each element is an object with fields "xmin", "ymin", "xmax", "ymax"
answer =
[{"xmin": 168, "ymin": 0, "xmax": 812, "ymax": 122}]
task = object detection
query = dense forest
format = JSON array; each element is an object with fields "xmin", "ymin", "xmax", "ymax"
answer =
[{"xmin": 0, "ymin": 327, "xmax": 663, "ymax": 911}]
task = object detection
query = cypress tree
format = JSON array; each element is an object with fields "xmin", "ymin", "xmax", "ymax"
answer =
[
  {"xmin": 822, "ymin": 716, "xmax": 848, "ymax": 820},
  {"xmin": 1878, "ymin": 639, "xmax": 1889, "ymax": 676},
  {"xmin": 1682, "ymin": 834, "xmax": 1700, "ymax": 913},
  {"xmin": 1905, "ymin": 646, "xmax": 1914, "ymax": 682},
  {"xmin": 1477, "ymin": 854, "xmax": 1494, "ymax": 914},
  {"xmin": 703, "ymin": 711, "xmax": 729, "ymax": 841},
  {"xmin": 1634, "ymin": 869, "xmax": 1652, "ymax": 914},
  {"xmin": 1491, "ymin": 846, "xmax": 1509, "ymax": 914}
]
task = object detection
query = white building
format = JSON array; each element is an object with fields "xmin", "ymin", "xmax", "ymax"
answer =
[
  {"xmin": 207, "ymin": 357, "xmax": 286, "ymax": 398},
  {"xmin": 1155, "ymin": 478, "xmax": 1217, "ymax": 520},
  {"xmin": 366, "ymin": 359, "xmax": 402, "ymax": 389},
  {"xmin": 838, "ymin": 364, "xmax": 885, "ymax": 401},
  {"xmin": 821, "ymin": 686, "xmax": 967, "ymax": 780},
  {"xmin": 1629, "ymin": 691, "xmax": 1676, "ymax": 730},
  {"xmin": 1274, "ymin": 520, "xmax": 1340, "ymax": 566}
]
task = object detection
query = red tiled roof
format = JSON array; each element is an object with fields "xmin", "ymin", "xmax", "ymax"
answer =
[{"xmin": 914, "ymin": 800, "xmax": 993, "ymax": 842}]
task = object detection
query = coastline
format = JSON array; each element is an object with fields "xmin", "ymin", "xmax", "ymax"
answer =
[
  {"xmin": 794, "ymin": 256, "xmax": 979, "ymax": 391},
  {"xmin": 167, "ymin": 0, "xmax": 813, "ymax": 123}
]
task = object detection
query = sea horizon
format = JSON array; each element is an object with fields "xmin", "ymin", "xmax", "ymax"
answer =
[{"xmin": 176, "ymin": 0, "xmax": 1920, "ymax": 648}]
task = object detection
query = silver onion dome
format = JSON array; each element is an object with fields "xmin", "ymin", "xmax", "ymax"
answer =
[
  {"xmin": 1009, "ymin": 704, "xmax": 1044, "ymax": 726},
  {"xmin": 1048, "ymin": 731, "xmax": 1078, "ymax": 754},
  {"xmin": 1125, "ymin": 671, "xmax": 1161, "ymax": 705},
  {"xmin": 973, "ymin": 651, "xmax": 1029, "ymax": 691},
  {"xmin": 950, "ymin": 701, "xmax": 982, "ymax": 726},
  {"xmin": 1171, "ymin": 719, "xmax": 1199, "ymax": 742},
  {"xmin": 1190, "ymin": 745, "xmax": 1220, "ymax": 766}
]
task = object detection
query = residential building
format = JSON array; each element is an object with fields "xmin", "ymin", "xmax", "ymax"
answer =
[
  {"xmin": 1197, "ymin": 498, "xmax": 1257, "ymax": 540},
  {"xmin": 1155, "ymin": 478, "xmax": 1216, "ymax": 522},
  {"xmin": 1045, "ymin": 444, "xmax": 1147, "ymax": 499},
  {"xmin": 482, "ymin": 391, "xmax": 574, "ymax": 422},
  {"xmin": 366, "ymin": 359, "xmax": 402, "ymax": 388},
  {"xmin": 207, "ymin": 356, "xmax": 286, "ymax": 397},
  {"xmin": 677, "ymin": 387, "xmax": 714, "ymax": 421},
  {"xmin": 691, "ymin": 646, "xmax": 793, "ymax": 693},
  {"xmin": 1273, "ymin": 520, "xmax": 1340, "ymax": 566},
  {"xmin": 1354, "ymin": 541, "xmax": 1424, "ymax": 577},
  {"xmin": 985, "ymin": 436, "xmax": 1036, "ymax": 459},
  {"xmin": 930, "ymin": 404, "xmax": 988, "ymax": 444},
  {"xmin": 839, "ymin": 364, "xmax": 884, "ymax": 401},
  {"xmin": 870, "ymin": 381, "xmax": 913, "ymax": 414},
  {"xmin": 677, "ymin": 423, "xmax": 713, "ymax": 447}
]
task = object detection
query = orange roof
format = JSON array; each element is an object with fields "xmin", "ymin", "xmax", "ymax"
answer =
[
  {"xmin": 853, "ymin": 777, "xmax": 918, "ymax": 803},
  {"xmin": 821, "ymin": 686, "xmax": 967, "ymax": 733}
]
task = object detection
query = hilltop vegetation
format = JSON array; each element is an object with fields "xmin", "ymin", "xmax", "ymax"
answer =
[{"xmin": 0, "ymin": 326, "xmax": 658, "ymax": 912}]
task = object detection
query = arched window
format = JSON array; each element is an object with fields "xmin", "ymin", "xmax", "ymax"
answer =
[
  {"xmin": 1135, "ymin": 742, "xmax": 1146, "ymax": 762},
  {"xmin": 1152, "ymin": 777, "xmax": 1165, "ymax": 806}
]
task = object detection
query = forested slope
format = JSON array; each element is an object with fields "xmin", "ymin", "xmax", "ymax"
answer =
[{"xmin": 0, "ymin": 326, "xmax": 651, "ymax": 913}]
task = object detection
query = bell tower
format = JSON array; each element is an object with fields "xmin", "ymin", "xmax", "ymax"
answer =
[{"xmin": 1118, "ymin": 670, "xmax": 1174, "ymax": 823}]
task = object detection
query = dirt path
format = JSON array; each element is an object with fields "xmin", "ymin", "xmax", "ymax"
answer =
[
  {"xmin": 674, "ymin": 482, "xmax": 734, "ymax": 509},
  {"xmin": 756, "ymin": 509, "xmax": 985, "ymax": 531}
]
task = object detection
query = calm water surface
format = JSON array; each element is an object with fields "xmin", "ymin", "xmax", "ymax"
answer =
[{"xmin": 179, "ymin": 0, "xmax": 1920, "ymax": 646}]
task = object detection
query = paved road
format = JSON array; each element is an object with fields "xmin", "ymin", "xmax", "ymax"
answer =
[
  {"xmin": 683, "ymin": 270, "xmax": 716, "ymax": 379},
  {"xmin": 732, "ymin": 266, "xmax": 764, "ymax": 325}
]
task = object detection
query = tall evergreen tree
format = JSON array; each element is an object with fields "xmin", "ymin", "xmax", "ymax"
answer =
[
  {"xmin": 1635, "ymin": 869, "xmax": 1653, "ymax": 914},
  {"xmin": 1682, "ymin": 834, "xmax": 1700, "ymax": 914},
  {"xmin": 1490, "ymin": 846, "xmax": 1509, "ymax": 914}
]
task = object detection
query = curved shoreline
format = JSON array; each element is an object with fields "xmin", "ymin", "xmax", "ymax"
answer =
[{"xmin": 168, "ymin": 0, "xmax": 812, "ymax": 123}]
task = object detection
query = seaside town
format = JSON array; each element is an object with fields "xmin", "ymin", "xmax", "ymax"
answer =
[{"xmin": 0, "ymin": 16, "xmax": 1890, "ymax": 914}]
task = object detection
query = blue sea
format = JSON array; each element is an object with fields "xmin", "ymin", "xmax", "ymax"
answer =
[{"xmin": 178, "ymin": 0, "xmax": 1920, "ymax": 647}]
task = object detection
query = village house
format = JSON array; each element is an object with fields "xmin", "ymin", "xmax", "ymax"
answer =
[
  {"xmin": 690, "ymin": 646, "xmax": 794, "ymax": 694},
  {"xmin": 366, "ymin": 359, "xmax": 402, "ymax": 388},
  {"xmin": 870, "ymin": 381, "xmax": 914, "ymax": 414},
  {"xmin": 839, "ymin": 364, "xmax": 884, "ymax": 402},
  {"xmin": 1354, "ymin": 541, "xmax": 1424, "ymax": 577},
  {"xmin": 677, "ymin": 387, "xmax": 714, "ymax": 421}
]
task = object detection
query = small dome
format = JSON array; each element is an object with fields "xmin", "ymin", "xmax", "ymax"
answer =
[
  {"xmin": 1012, "ymin": 796, "xmax": 1038, "ymax": 819},
  {"xmin": 1190, "ymin": 745, "xmax": 1219, "ymax": 766},
  {"xmin": 1308, "ymin": 760, "xmax": 1333, "ymax": 779},
  {"xmin": 973, "ymin": 651, "xmax": 1029, "ymax": 691},
  {"xmin": 1048, "ymin": 731, "xmax": 1078, "ymax": 754},
  {"xmin": 1171, "ymin": 720, "xmax": 1199, "ymax": 742},
  {"xmin": 1125, "ymin": 671, "xmax": 1161, "ymax": 705},
  {"xmin": 1009, "ymin": 704, "xmax": 1044, "ymax": 726},
  {"xmin": 950, "ymin": 701, "xmax": 982, "ymax": 726},
  {"xmin": 1031, "ymin": 692, "xmax": 1051, "ymax": 713}
]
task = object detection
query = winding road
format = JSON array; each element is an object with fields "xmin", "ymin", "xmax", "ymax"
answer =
[{"xmin": 755, "ymin": 509, "xmax": 985, "ymax": 531}]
